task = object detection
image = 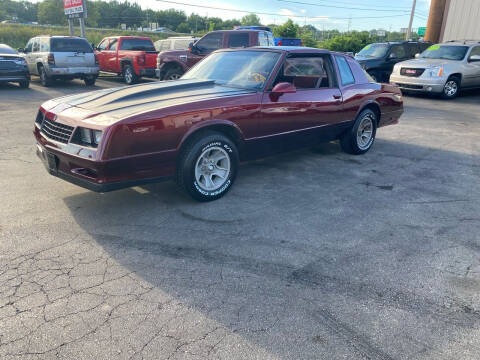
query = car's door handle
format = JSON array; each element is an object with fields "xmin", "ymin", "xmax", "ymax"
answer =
[{"xmin": 333, "ymin": 94, "xmax": 342, "ymax": 100}]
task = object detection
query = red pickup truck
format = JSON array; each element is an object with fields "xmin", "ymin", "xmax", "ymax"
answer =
[
  {"xmin": 95, "ymin": 36, "xmax": 157, "ymax": 85},
  {"xmin": 156, "ymin": 30, "xmax": 275, "ymax": 80}
]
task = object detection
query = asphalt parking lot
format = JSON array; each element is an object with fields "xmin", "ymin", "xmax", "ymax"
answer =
[{"xmin": 1, "ymin": 76, "xmax": 480, "ymax": 360}]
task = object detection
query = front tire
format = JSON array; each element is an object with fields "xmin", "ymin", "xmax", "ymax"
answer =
[
  {"xmin": 441, "ymin": 76, "xmax": 460, "ymax": 99},
  {"xmin": 176, "ymin": 132, "xmax": 239, "ymax": 202},
  {"xmin": 164, "ymin": 68, "xmax": 183, "ymax": 80},
  {"xmin": 19, "ymin": 80, "xmax": 29, "ymax": 88},
  {"xmin": 340, "ymin": 108, "xmax": 377, "ymax": 155},
  {"xmin": 123, "ymin": 65, "xmax": 137, "ymax": 85}
]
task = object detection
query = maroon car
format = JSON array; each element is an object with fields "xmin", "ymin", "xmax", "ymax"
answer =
[{"xmin": 34, "ymin": 47, "xmax": 403, "ymax": 201}]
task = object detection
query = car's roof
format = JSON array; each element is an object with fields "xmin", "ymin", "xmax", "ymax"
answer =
[
  {"xmin": 34, "ymin": 35, "xmax": 85, "ymax": 39},
  {"xmin": 0, "ymin": 43, "xmax": 14, "ymax": 49},
  {"xmin": 217, "ymin": 46, "xmax": 349, "ymax": 57},
  {"xmin": 440, "ymin": 40, "xmax": 480, "ymax": 46},
  {"xmin": 210, "ymin": 29, "xmax": 264, "ymax": 33}
]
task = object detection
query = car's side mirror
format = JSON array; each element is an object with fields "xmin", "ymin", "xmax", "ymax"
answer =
[
  {"xmin": 415, "ymin": 53, "xmax": 420, "ymax": 59},
  {"xmin": 18, "ymin": 48, "xmax": 25, "ymax": 53},
  {"xmin": 468, "ymin": 55, "xmax": 480, "ymax": 62},
  {"xmin": 389, "ymin": 53, "xmax": 397, "ymax": 59},
  {"xmin": 188, "ymin": 42, "xmax": 198, "ymax": 53},
  {"xmin": 271, "ymin": 82, "xmax": 296, "ymax": 94}
]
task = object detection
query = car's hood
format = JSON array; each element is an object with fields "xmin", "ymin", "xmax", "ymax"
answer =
[
  {"xmin": 396, "ymin": 58, "xmax": 456, "ymax": 68},
  {"xmin": 354, "ymin": 56, "xmax": 381, "ymax": 63},
  {"xmin": 42, "ymin": 79, "xmax": 256, "ymax": 126}
]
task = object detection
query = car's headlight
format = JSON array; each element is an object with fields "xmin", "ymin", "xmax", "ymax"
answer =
[
  {"xmin": 13, "ymin": 59, "xmax": 27, "ymax": 66},
  {"xmin": 74, "ymin": 127, "xmax": 102, "ymax": 148},
  {"xmin": 392, "ymin": 66, "xmax": 399, "ymax": 74},
  {"xmin": 429, "ymin": 66, "xmax": 444, "ymax": 77}
]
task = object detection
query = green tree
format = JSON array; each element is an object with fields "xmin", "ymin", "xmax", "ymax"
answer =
[
  {"xmin": 275, "ymin": 19, "xmax": 299, "ymax": 38},
  {"xmin": 240, "ymin": 14, "xmax": 261, "ymax": 26},
  {"xmin": 37, "ymin": 0, "xmax": 65, "ymax": 25},
  {"xmin": 176, "ymin": 22, "xmax": 190, "ymax": 33},
  {"xmin": 301, "ymin": 32, "xmax": 316, "ymax": 47}
]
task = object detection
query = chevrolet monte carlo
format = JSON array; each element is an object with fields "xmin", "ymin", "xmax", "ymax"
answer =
[{"xmin": 34, "ymin": 47, "xmax": 403, "ymax": 201}]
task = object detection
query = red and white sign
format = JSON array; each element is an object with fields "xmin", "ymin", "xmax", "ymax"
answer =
[{"xmin": 63, "ymin": 0, "xmax": 84, "ymax": 15}]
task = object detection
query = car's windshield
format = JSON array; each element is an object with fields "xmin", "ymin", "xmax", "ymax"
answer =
[
  {"xmin": 0, "ymin": 45, "xmax": 16, "ymax": 54},
  {"xmin": 51, "ymin": 38, "xmax": 93, "ymax": 53},
  {"xmin": 357, "ymin": 44, "xmax": 389, "ymax": 58},
  {"xmin": 182, "ymin": 50, "xmax": 281, "ymax": 90},
  {"xmin": 419, "ymin": 45, "xmax": 468, "ymax": 60}
]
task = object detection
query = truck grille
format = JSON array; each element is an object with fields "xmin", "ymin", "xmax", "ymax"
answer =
[
  {"xmin": 400, "ymin": 68, "xmax": 425, "ymax": 77},
  {"xmin": 40, "ymin": 115, "xmax": 74, "ymax": 144}
]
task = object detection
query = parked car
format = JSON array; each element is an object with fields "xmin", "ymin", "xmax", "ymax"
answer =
[
  {"xmin": 274, "ymin": 38, "xmax": 303, "ymax": 46},
  {"xmin": 152, "ymin": 27, "xmax": 175, "ymax": 34},
  {"xmin": 390, "ymin": 40, "xmax": 480, "ymax": 99},
  {"xmin": 355, "ymin": 41, "xmax": 432, "ymax": 83},
  {"xmin": 95, "ymin": 36, "xmax": 158, "ymax": 85},
  {"xmin": 154, "ymin": 36, "xmax": 199, "ymax": 52},
  {"xmin": 19, "ymin": 36, "xmax": 98, "ymax": 87},
  {"xmin": 0, "ymin": 44, "xmax": 30, "ymax": 88},
  {"xmin": 156, "ymin": 30, "xmax": 275, "ymax": 80},
  {"xmin": 34, "ymin": 47, "xmax": 403, "ymax": 201}
]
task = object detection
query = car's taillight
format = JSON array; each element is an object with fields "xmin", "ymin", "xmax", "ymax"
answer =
[
  {"xmin": 278, "ymin": 40, "xmax": 283, "ymax": 46},
  {"xmin": 94, "ymin": 54, "xmax": 99, "ymax": 65},
  {"xmin": 47, "ymin": 53, "xmax": 55, "ymax": 65},
  {"xmin": 137, "ymin": 54, "xmax": 145, "ymax": 66}
]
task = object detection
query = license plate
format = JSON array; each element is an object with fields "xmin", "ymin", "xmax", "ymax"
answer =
[
  {"xmin": 37, "ymin": 144, "xmax": 58, "ymax": 173},
  {"xmin": 405, "ymin": 69, "xmax": 416, "ymax": 74}
]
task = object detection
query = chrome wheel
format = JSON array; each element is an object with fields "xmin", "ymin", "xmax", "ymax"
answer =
[
  {"xmin": 356, "ymin": 114, "xmax": 374, "ymax": 150},
  {"xmin": 167, "ymin": 73, "xmax": 181, "ymax": 80},
  {"xmin": 194, "ymin": 146, "xmax": 231, "ymax": 191},
  {"xmin": 125, "ymin": 68, "xmax": 133, "ymax": 84},
  {"xmin": 444, "ymin": 80, "xmax": 458, "ymax": 97}
]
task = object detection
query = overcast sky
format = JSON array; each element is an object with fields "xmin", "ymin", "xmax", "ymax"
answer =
[{"xmin": 140, "ymin": 0, "xmax": 431, "ymax": 31}]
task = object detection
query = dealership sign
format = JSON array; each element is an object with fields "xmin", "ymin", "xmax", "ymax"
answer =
[{"xmin": 64, "ymin": 0, "xmax": 86, "ymax": 17}]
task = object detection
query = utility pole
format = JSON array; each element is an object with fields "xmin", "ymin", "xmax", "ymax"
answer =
[{"xmin": 406, "ymin": 0, "xmax": 417, "ymax": 40}]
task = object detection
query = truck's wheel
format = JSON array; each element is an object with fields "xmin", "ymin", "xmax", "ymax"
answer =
[
  {"xmin": 19, "ymin": 80, "xmax": 30, "ymax": 88},
  {"xmin": 164, "ymin": 68, "xmax": 183, "ymax": 80},
  {"xmin": 39, "ymin": 65, "xmax": 52, "ymax": 87},
  {"xmin": 123, "ymin": 65, "xmax": 137, "ymax": 85},
  {"xmin": 176, "ymin": 132, "xmax": 239, "ymax": 202},
  {"xmin": 340, "ymin": 108, "xmax": 377, "ymax": 155}
]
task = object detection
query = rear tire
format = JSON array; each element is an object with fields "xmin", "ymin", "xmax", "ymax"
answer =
[
  {"xmin": 123, "ymin": 65, "xmax": 137, "ymax": 85},
  {"xmin": 176, "ymin": 132, "xmax": 239, "ymax": 202},
  {"xmin": 39, "ymin": 65, "xmax": 52, "ymax": 87},
  {"xmin": 340, "ymin": 108, "xmax": 377, "ymax": 155},
  {"xmin": 84, "ymin": 76, "xmax": 96, "ymax": 86},
  {"xmin": 164, "ymin": 68, "xmax": 183, "ymax": 81},
  {"xmin": 441, "ymin": 76, "xmax": 460, "ymax": 99},
  {"xmin": 19, "ymin": 80, "xmax": 29, "ymax": 88}
]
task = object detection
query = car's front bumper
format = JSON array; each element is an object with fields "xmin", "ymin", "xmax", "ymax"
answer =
[
  {"xmin": 390, "ymin": 74, "xmax": 445, "ymax": 93},
  {"xmin": 34, "ymin": 126, "xmax": 174, "ymax": 192},
  {"xmin": 46, "ymin": 66, "xmax": 99, "ymax": 77}
]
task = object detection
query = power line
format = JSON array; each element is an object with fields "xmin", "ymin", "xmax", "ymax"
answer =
[
  {"xmin": 276, "ymin": 0, "xmax": 413, "ymax": 12},
  {"xmin": 280, "ymin": 0, "xmax": 413, "ymax": 10},
  {"xmin": 155, "ymin": 0, "xmax": 414, "ymax": 20}
]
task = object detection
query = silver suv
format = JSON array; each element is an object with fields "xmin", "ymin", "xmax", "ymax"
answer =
[
  {"xmin": 20, "ymin": 36, "xmax": 99, "ymax": 87},
  {"xmin": 390, "ymin": 40, "xmax": 480, "ymax": 99}
]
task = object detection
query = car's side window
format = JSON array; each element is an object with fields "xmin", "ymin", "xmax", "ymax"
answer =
[
  {"xmin": 469, "ymin": 46, "xmax": 480, "ymax": 58},
  {"xmin": 39, "ymin": 38, "xmax": 49, "ymax": 52},
  {"xmin": 258, "ymin": 32, "xmax": 269, "ymax": 46},
  {"xmin": 109, "ymin": 39, "xmax": 118, "ymax": 51},
  {"xmin": 32, "ymin": 39, "xmax": 39, "ymax": 53},
  {"xmin": 25, "ymin": 39, "xmax": 33, "ymax": 53},
  {"xmin": 228, "ymin": 33, "xmax": 249, "ymax": 48},
  {"xmin": 97, "ymin": 39, "xmax": 108, "ymax": 51},
  {"xmin": 272, "ymin": 55, "xmax": 335, "ymax": 89},
  {"xmin": 334, "ymin": 55, "xmax": 355, "ymax": 86},
  {"xmin": 390, "ymin": 45, "xmax": 406, "ymax": 58},
  {"xmin": 196, "ymin": 33, "xmax": 223, "ymax": 53},
  {"xmin": 162, "ymin": 40, "xmax": 172, "ymax": 50}
]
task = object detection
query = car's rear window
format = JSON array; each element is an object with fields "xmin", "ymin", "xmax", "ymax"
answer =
[
  {"xmin": 120, "ymin": 39, "xmax": 155, "ymax": 51},
  {"xmin": 51, "ymin": 38, "xmax": 93, "ymax": 53}
]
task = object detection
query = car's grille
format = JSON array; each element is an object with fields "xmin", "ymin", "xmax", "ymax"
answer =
[
  {"xmin": 400, "ymin": 68, "xmax": 425, "ymax": 77},
  {"xmin": 40, "ymin": 115, "xmax": 74, "ymax": 144},
  {"xmin": 396, "ymin": 83, "xmax": 424, "ymax": 90},
  {"xmin": 0, "ymin": 61, "xmax": 16, "ymax": 70}
]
